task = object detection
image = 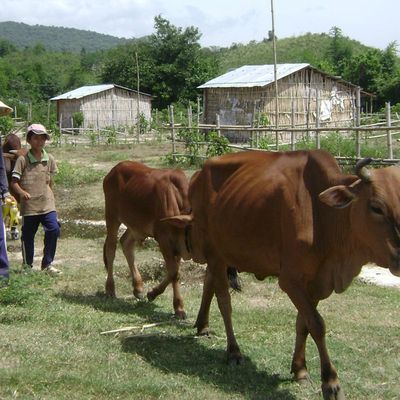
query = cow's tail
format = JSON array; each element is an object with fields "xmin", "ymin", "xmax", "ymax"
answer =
[{"xmin": 227, "ymin": 267, "xmax": 242, "ymax": 292}]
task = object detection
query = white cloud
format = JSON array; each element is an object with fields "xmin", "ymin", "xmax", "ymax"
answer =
[{"xmin": 0, "ymin": 0, "xmax": 398, "ymax": 49}]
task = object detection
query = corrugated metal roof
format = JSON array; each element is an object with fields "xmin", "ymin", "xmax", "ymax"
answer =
[
  {"xmin": 50, "ymin": 84, "xmax": 115, "ymax": 100},
  {"xmin": 198, "ymin": 63, "xmax": 310, "ymax": 89},
  {"xmin": 50, "ymin": 84, "xmax": 154, "ymax": 101}
]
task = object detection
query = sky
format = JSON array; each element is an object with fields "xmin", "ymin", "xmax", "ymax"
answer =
[{"xmin": 1, "ymin": 0, "xmax": 399, "ymax": 50}]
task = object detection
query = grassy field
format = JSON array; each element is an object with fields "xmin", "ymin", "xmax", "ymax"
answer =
[{"xmin": 0, "ymin": 142, "xmax": 399, "ymax": 400}]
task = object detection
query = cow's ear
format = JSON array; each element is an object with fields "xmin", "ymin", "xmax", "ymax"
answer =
[
  {"xmin": 160, "ymin": 214, "xmax": 193, "ymax": 228},
  {"xmin": 319, "ymin": 185, "xmax": 357, "ymax": 209}
]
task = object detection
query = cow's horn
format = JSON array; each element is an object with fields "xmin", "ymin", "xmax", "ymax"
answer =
[{"xmin": 355, "ymin": 157, "xmax": 373, "ymax": 182}]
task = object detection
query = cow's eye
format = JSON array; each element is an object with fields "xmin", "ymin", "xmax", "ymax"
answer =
[{"xmin": 370, "ymin": 204, "xmax": 384, "ymax": 215}]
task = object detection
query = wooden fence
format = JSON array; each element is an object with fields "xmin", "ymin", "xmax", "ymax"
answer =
[{"xmin": 45, "ymin": 102, "xmax": 400, "ymax": 165}]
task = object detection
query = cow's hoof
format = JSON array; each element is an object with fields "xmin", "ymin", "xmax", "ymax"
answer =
[
  {"xmin": 134, "ymin": 290, "xmax": 144, "ymax": 300},
  {"xmin": 105, "ymin": 291, "xmax": 116, "ymax": 298},
  {"xmin": 227, "ymin": 352, "xmax": 243, "ymax": 366},
  {"xmin": 147, "ymin": 291, "xmax": 156, "ymax": 302},
  {"xmin": 195, "ymin": 326, "xmax": 210, "ymax": 336},
  {"xmin": 174, "ymin": 310, "xmax": 187, "ymax": 320},
  {"xmin": 293, "ymin": 368, "xmax": 311, "ymax": 385},
  {"xmin": 322, "ymin": 383, "xmax": 345, "ymax": 400}
]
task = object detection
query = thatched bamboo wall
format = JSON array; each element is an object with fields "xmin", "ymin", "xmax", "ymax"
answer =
[
  {"xmin": 202, "ymin": 67, "xmax": 360, "ymax": 130},
  {"xmin": 57, "ymin": 87, "xmax": 152, "ymax": 129}
]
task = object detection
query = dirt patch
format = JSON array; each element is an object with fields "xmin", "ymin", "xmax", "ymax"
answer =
[{"xmin": 358, "ymin": 264, "xmax": 400, "ymax": 288}]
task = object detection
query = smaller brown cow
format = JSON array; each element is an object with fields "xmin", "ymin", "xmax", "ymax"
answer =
[{"xmin": 103, "ymin": 161, "xmax": 191, "ymax": 318}]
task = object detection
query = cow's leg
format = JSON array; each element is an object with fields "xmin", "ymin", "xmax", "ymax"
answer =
[
  {"xmin": 120, "ymin": 230, "xmax": 144, "ymax": 299},
  {"xmin": 147, "ymin": 251, "xmax": 186, "ymax": 319},
  {"xmin": 291, "ymin": 311, "xmax": 311, "ymax": 383},
  {"xmin": 211, "ymin": 262, "xmax": 243, "ymax": 365},
  {"xmin": 194, "ymin": 267, "xmax": 214, "ymax": 336},
  {"xmin": 103, "ymin": 221, "xmax": 119, "ymax": 297},
  {"xmin": 280, "ymin": 279, "xmax": 344, "ymax": 400}
]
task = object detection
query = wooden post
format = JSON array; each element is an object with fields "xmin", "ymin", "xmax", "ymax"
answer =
[
  {"xmin": 386, "ymin": 102, "xmax": 393, "ymax": 159},
  {"xmin": 136, "ymin": 52, "xmax": 140, "ymax": 143},
  {"xmin": 291, "ymin": 101, "xmax": 296, "ymax": 151},
  {"xmin": 47, "ymin": 101, "xmax": 51, "ymax": 126},
  {"xmin": 170, "ymin": 105, "xmax": 176, "ymax": 156},
  {"xmin": 315, "ymin": 89, "xmax": 320, "ymax": 149},
  {"xmin": 251, "ymin": 101, "xmax": 257, "ymax": 147},
  {"xmin": 188, "ymin": 105, "xmax": 193, "ymax": 144},
  {"xmin": 197, "ymin": 97, "xmax": 201, "ymax": 126},
  {"xmin": 355, "ymin": 87, "xmax": 361, "ymax": 158},
  {"xmin": 188, "ymin": 105, "xmax": 193, "ymax": 130},
  {"xmin": 256, "ymin": 112, "xmax": 260, "ymax": 149},
  {"xmin": 28, "ymin": 102, "xmax": 32, "ymax": 121},
  {"xmin": 216, "ymin": 114, "xmax": 221, "ymax": 137},
  {"xmin": 197, "ymin": 96, "xmax": 201, "ymax": 138}
]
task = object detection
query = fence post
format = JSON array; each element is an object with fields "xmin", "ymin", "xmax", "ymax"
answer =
[
  {"xmin": 315, "ymin": 89, "xmax": 320, "ymax": 149},
  {"xmin": 216, "ymin": 114, "xmax": 221, "ymax": 137},
  {"xmin": 251, "ymin": 101, "xmax": 257, "ymax": 147},
  {"xmin": 188, "ymin": 105, "xmax": 192, "ymax": 130},
  {"xmin": 47, "ymin": 101, "xmax": 51, "ymax": 126},
  {"xmin": 170, "ymin": 105, "xmax": 176, "ymax": 156},
  {"xmin": 291, "ymin": 101, "xmax": 296, "ymax": 151},
  {"xmin": 386, "ymin": 102, "xmax": 393, "ymax": 159},
  {"xmin": 256, "ymin": 112, "xmax": 260, "ymax": 149},
  {"xmin": 355, "ymin": 87, "xmax": 361, "ymax": 158}
]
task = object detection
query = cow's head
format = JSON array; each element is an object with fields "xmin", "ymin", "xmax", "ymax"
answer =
[
  {"xmin": 319, "ymin": 158, "xmax": 400, "ymax": 276},
  {"xmin": 159, "ymin": 214, "xmax": 206, "ymax": 264}
]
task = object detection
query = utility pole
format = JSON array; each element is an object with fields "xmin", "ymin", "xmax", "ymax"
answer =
[
  {"xmin": 271, "ymin": 0, "xmax": 279, "ymax": 149},
  {"xmin": 136, "ymin": 52, "xmax": 140, "ymax": 143}
]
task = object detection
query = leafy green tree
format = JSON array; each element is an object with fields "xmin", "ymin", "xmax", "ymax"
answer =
[
  {"xmin": 327, "ymin": 26, "xmax": 353, "ymax": 75},
  {"xmin": 342, "ymin": 42, "xmax": 400, "ymax": 107},
  {"xmin": 100, "ymin": 16, "xmax": 219, "ymax": 109},
  {"xmin": 0, "ymin": 39, "xmax": 17, "ymax": 57}
]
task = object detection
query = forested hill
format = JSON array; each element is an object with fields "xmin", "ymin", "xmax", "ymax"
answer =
[
  {"xmin": 0, "ymin": 21, "xmax": 130, "ymax": 52},
  {"xmin": 215, "ymin": 32, "xmax": 372, "ymax": 73}
]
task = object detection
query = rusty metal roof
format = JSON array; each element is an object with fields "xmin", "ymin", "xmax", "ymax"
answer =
[
  {"xmin": 50, "ymin": 84, "xmax": 153, "ymax": 100},
  {"xmin": 198, "ymin": 64, "xmax": 311, "ymax": 88}
]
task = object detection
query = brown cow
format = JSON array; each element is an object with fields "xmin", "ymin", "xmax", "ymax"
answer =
[
  {"xmin": 103, "ymin": 161, "xmax": 191, "ymax": 318},
  {"xmin": 164, "ymin": 149, "xmax": 400, "ymax": 400}
]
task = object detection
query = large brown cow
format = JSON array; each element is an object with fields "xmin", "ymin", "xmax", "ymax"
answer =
[
  {"xmin": 164, "ymin": 149, "xmax": 400, "ymax": 400},
  {"xmin": 103, "ymin": 161, "xmax": 191, "ymax": 318}
]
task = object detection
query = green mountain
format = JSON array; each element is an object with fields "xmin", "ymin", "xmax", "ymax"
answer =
[{"xmin": 0, "ymin": 21, "xmax": 130, "ymax": 53}]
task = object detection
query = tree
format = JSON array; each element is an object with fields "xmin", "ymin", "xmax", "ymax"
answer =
[
  {"xmin": 327, "ymin": 26, "xmax": 353, "ymax": 75},
  {"xmin": 342, "ymin": 42, "xmax": 400, "ymax": 107},
  {"xmin": 100, "ymin": 16, "xmax": 219, "ymax": 109}
]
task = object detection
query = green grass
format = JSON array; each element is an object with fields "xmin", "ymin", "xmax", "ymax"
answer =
[
  {"xmin": 55, "ymin": 161, "xmax": 104, "ymax": 188},
  {"xmin": 1, "ymin": 243, "xmax": 399, "ymax": 400},
  {"xmin": 0, "ymin": 143, "xmax": 399, "ymax": 400}
]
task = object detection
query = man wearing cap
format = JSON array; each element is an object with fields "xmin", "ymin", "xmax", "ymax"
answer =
[{"xmin": 11, "ymin": 123, "xmax": 61, "ymax": 276}]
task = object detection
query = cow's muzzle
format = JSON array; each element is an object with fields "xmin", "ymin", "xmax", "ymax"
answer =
[{"xmin": 389, "ymin": 249, "xmax": 400, "ymax": 277}]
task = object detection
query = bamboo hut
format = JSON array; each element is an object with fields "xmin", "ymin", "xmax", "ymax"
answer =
[
  {"xmin": 50, "ymin": 84, "xmax": 153, "ymax": 130},
  {"xmin": 198, "ymin": 64, "xmax": 373, "ymax": 130}
]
